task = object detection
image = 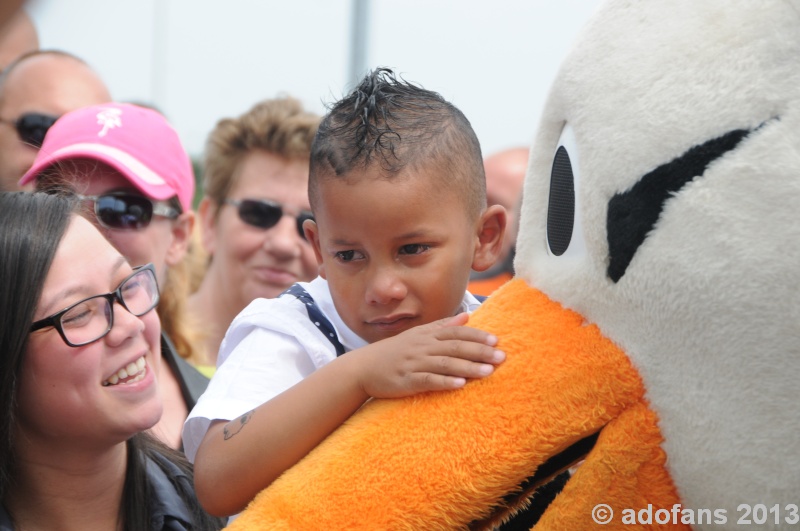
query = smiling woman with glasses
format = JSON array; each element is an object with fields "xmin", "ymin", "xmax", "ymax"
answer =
[
  {"xmin": 19, "ymin": 102, "xmax": 207, "ymax": 451},
  {"xmin": 188, "ymin": 97, "xmax": 321, "ymax": 373},
  {"xmin": 0, "ymin": 191, "xmax": 224, "ymax": 531}
]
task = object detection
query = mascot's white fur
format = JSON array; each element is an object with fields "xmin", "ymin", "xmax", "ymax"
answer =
[
  {"xmin": 228, "ymin": 0, "xmax": 800, "ymax": 529},
  {"xmin": 519, "ymin": 0, "xmax": 800, "ymax": 519}
]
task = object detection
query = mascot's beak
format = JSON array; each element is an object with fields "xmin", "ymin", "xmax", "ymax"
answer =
[
  {"xmin": 458, "ymin": 279, "xmax": 683, "ymax": 529},
  {"xmin": 228, "ymin": 279, "xmax": 685, "ymax": 530}
]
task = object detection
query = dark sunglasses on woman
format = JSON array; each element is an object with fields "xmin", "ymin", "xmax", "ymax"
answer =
[
  {"xmin": 224, "ymin": 198, "xmax": 314, "ymax": 240},
  {"xmin": 29, "ymin": 263, "xmax": 160, "ymax": 347},
  {"xmin": 0, "ymin": 112, "xmax": 59, "ymax": 148},
  {"xmin": 81, "ymin": 192, "xmax": 180, "ymax": 230}
]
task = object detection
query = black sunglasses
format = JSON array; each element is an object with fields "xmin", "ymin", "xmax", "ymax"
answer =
[
  {"xmin": 223, "ymin": 198, "xmax": 313, "ymax": 240},
  {"xmin": 0, "ymin": 112, "xmax": 59, "ymax": 148},
  {"xmin": 81, "ymin": 192, "xmax": 180, "ymax": 230},
  {"xmin": 29, "ymin": 263, "xmax": 160, "ymax": 348}
]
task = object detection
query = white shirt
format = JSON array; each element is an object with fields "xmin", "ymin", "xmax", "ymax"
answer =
[{"xmin": 181, "ymin": 276, "xmax": 481, "ymax": 462}]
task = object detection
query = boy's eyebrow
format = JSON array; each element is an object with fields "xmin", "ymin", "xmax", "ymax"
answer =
[
  {"xmin": 330, "ymin": 230, "xmax": 434, "ymax": 247},
  {"xmin": 393, "ymin": 230, "xmax": 431, "ymax": 241}
]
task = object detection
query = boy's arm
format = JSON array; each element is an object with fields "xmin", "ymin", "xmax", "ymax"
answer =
[{"xmin": 193, "ymin": 312, "xmax": 505, "ymax": 517}]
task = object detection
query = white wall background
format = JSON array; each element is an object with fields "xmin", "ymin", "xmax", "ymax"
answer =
[{"xmin": 25, "ymin": 0, "xmax": 602, "ymax": 164}]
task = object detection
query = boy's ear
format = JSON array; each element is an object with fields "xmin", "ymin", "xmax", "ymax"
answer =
[
  {"xmin": 303, "ymin": 218, "xmax": 327, "ymax": 279},
  {"xmin": 165, "ymin": 210, "xmax": 195, "ymax": 267},
  {"xmin": 471, "ymin": 204, "xmax": 507, "ymax": 272}
]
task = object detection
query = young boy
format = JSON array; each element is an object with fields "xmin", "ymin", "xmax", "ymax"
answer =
[{"xmin": 183, "ymin": 68, "xmax": 509, "ymax": 517}]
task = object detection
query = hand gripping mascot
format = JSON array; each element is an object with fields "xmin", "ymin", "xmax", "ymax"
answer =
[{"xmin": 227, "ymin": 0, "xmax": 800, "ymax": 529}]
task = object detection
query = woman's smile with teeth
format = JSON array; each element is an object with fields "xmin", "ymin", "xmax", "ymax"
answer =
[{"xmin": 103, "ymin": 356, "xmax": 147, "ymax": 386}]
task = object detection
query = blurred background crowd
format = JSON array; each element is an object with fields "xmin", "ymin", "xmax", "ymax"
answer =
[{"xmin": 22, "ymin": 0, "xmax": 601, "ymax": 172}]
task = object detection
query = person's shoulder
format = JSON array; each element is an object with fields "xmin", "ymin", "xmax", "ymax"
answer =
[
  {"xmin": 0, "ymin": 503, "xmax": 13, "ymax": 531},
  {"xmin": 302, "ymin": 276, "xmax": 333, "ymax": 304},
  {"xmin": 463, "ymin": 290, "xmax": 483, "ymax": 313},
  {"xmin": 144, "ymin": 450, "xmax": 225, "ymax": 530},
  {"xmin": 234, "ymin": 277, "xmax": 339, "ymax": 335},
  {"xmin": 227, "ymin": 290, "xmax": 309, "ymax": 335},
  {"xmin": 217, "ymin": 279, "xmax": 338, "ymax": 364},
  {"xmin": 144, "ymin": 451, "xmax": 196, "ymax": 529},
  {"xmin": 236, "ymin": 292, "xmax": 301, "ymax": 320},
  {"xmin": 468, "ymin": 271, "xmax": 513, "ymax": 299},
  {"xmin": 160, "ymin": 332, "xmax": 209, "ymax": 410}
]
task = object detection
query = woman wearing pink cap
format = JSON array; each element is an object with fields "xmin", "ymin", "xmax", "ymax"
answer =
[
  {"xmin": 188, "ymin": 97, "xmax": 320, "ymax": 372},
  {"xmin": 22, "ymin": 102, "xmax": 206, "ymax": 450}
]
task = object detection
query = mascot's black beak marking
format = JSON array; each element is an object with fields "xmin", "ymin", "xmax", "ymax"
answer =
[
  {"xmin": 468, "ymin": 431, "xmax": 601, "ymax": 530},
  {"xmin": 606, "ymin": 125, "xmax": 763, "ymax": 283}
]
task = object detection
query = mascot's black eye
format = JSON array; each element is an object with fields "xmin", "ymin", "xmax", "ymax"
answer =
[{"xmin": 547, "ymin": 145, "xmax": 576, "ymax": 256}]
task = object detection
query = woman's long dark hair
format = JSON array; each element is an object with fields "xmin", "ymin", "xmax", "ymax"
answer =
[
  {"xmin": 0, "ymin": 191, "xmax": 77, "ymax": 501},
  {"xmin": 0, "ymin": 192, "xmax": 223, "ymax": 530}
]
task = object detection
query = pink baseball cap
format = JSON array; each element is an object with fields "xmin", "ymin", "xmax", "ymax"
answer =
[{"xmin": 19, "ymin": 102, "xmax": 194, "ymax": 212}]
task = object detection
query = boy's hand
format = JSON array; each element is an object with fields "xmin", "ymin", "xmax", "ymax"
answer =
[{"xmin": 351, "ymin": 312, "xmax": 505, "ymax": 398}]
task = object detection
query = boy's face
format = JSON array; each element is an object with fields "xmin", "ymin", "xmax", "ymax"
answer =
[{"xmin": 306, "ymin": 170, "xmax": 485, "ymax": 344}]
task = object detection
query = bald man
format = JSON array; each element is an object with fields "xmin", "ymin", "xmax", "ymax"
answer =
[
  {"xmin": 0, "ymin": 10, "xmax": 38, "ymax": 69},
  {"xmin": 0, "ymin": 50, "xmax": 111, "ymax": 191},
  {"xmin": 468, "ymin": 146, "xmax": 529, "ymax": 296}
]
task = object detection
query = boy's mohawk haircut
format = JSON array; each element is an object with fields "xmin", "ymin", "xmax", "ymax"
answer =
[
  {"xmin": 312, "ymin": 67, "xmax": 454, "ymax": 175},
  {"xmin": 349, "ymin": 68, "xmax": 404, "ymax": 170},
  {"xmin": 309, "ymin": 67, "xmax": 486, "ymax": 217}
]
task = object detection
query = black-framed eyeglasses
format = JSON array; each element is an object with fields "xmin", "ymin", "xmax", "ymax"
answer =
[
  {"xmin": 0, "ymin": 112, "xmax": 59, "ymax": 148},
  {"xmin": 29, "ymin": 263, "xmax": 160, "ymax": 347},
  {"xmin": 80, "ymin": 192, "xmax": 180, "ymax": 230},
  {"xmin": 223, "ymin": 198, "xmax": 313, "ymax": 240}
]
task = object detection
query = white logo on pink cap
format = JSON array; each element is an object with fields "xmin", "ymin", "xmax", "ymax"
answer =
[{"xmin": 96, "ymin": 108, "xmax": 123, "ymax": 137}]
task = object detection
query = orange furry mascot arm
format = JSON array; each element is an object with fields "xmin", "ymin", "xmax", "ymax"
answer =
[{"xmin": 227, "ymin": 281, "xmax": 685, "ymax": 530}]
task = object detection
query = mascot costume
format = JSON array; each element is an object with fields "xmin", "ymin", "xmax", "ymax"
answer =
[{"xmin": 228, "ymin": 0, "xmax": 800, "ymax": 529}]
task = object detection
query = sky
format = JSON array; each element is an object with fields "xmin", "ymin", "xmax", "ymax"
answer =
[{"xmin": 26, "ymin": 0, "xmax": 602, "ymax": 160}]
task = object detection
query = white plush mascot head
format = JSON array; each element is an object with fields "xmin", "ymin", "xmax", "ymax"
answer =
[
  {"xmin": 228, "ymin": 1, "xmax": 800, "ymax": 529},
  {"xmin": 517, "ymin": 0, "xmax": 800, "ymax": 515}
]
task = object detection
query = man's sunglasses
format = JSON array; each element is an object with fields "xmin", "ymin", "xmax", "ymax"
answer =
[
  {"xmin": 223, "ymin": 198, "xmax": 313, "ymax": 240},
  {"xmin": 81, "ymin": 192, "xmax": 180, "ymax": 230},
  {"xmin": 0, "ymin": 112, "xmax": 59, "ymax": 148}
]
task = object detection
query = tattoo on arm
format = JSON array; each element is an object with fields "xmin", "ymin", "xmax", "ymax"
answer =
[{"xmin": 223, "ymin": 410, "xmax": 254, "ymax": 440}]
